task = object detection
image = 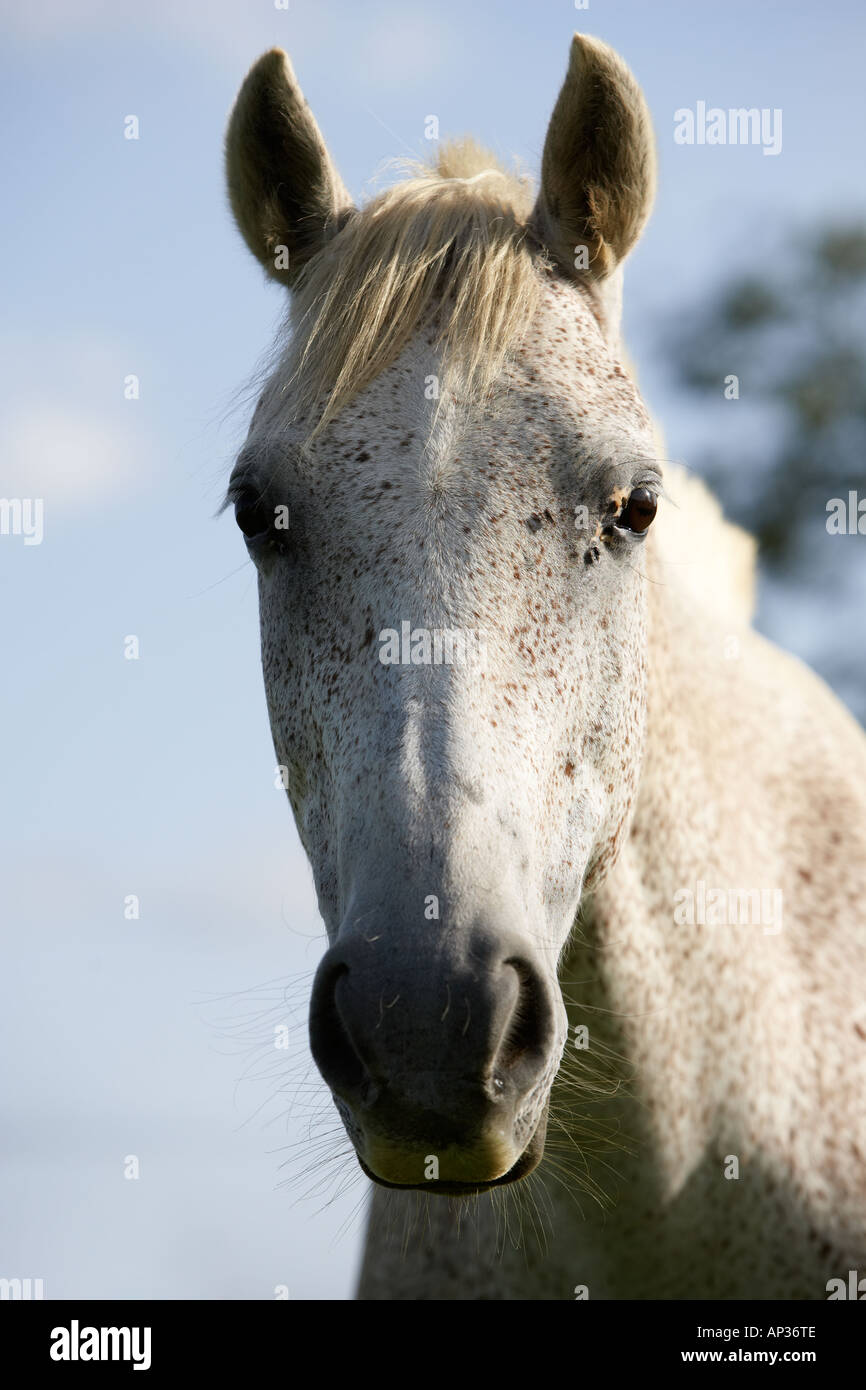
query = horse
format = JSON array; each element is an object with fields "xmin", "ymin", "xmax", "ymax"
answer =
[{"xmin": 222, "ymin": 34, "xmax": 866, "ymax": 1298}]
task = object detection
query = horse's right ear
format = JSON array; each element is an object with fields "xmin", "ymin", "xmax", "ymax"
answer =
[
  {"xmin": 531, "ymin": 34, "xmax": 656, "ymax": 282},
  {"xmin": 225, "ymin": 49, "xmax": 354, "ymax": 287}
]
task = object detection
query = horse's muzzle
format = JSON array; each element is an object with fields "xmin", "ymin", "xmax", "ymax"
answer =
[{"xmin": 309, "ymin": 928, "xmax": 563, "ymax": 1190}]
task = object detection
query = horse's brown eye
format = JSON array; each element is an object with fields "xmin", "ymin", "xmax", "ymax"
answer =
[{"xmin": 619, "ymin": 487, "xmax": 657, "ymax": 534}]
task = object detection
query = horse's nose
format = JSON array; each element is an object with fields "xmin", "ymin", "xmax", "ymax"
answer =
[{"xmin": 308, "ymin": 931, "xmax": 561, "ymax": 1186}]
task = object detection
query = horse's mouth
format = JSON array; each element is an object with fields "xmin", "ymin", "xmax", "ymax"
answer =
[{"xmin": 356, "ymin": 1104, "xmax": 548, "ymax": 1196}]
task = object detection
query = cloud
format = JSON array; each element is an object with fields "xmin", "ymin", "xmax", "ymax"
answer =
[
  {"xmin": 0, "ymin": 333, "xmax": 150, "ymax": 508},
  {"xmin": 1, "ymin": 407, "xmax": 140, "ymax": 505}
]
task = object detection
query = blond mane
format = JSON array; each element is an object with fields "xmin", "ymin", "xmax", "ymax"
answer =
[{"xmin": 272, "ymin": 139, "xmax": 541, "ymax": 440}]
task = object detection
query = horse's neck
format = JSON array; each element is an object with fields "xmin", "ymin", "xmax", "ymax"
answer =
[
  {"xmin": 562, "ymin": 540, "xmax": 866, "ymax": 1204},
  {"xmin": 564, "ymin": 586, "xmax": 765, "ymax": 1198}
]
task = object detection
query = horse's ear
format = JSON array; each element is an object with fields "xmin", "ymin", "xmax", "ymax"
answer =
[
  {"xmin": 531, "ymin": 34, "xmax": 655, "ymax": 282},
  {"xmin": 225, "ymin": 49, "xmax": 354, "ymax": 287}
]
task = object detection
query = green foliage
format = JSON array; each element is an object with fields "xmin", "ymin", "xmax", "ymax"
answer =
[{"xmin": 664, "ymin": 224, "xmax": 866, "ymax": 721}]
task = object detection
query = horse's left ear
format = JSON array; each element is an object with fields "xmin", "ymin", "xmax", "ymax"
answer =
[
  {"xmin": 225, "ymin": 49, "xmax": 355, "ymax": 286},
  {"xmin": 531, "ymin": 34, "xmax": 656, "ymax": 283}
]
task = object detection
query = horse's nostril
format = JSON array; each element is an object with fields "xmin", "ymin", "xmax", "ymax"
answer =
[
  {"xmin": 309, "ymin": 959, "xmax": 369, "ymax": 1100},
  {"xmin": 494, "ymin": 956, "xmax": 554, "ymax": 1085}
]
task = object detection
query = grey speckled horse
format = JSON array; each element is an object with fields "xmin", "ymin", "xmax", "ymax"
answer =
[{"xmin": 223, "ymin": 35, "xmax": 866, "ymax": 1298}]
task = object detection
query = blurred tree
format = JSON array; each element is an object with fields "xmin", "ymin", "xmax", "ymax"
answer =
[{"xmin": 663, "ymin": 225, "xmax": 866, "ymax": 722}]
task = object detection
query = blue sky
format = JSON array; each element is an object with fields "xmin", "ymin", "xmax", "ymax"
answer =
[{"xmin": 2, "ymin": 0, "xmax": 864, "ymax": 1299}]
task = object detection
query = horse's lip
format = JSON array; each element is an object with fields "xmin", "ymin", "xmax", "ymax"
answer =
[{"xmin": 356, "ymin": 1103, "xmax": 549, "ymax": 1195}]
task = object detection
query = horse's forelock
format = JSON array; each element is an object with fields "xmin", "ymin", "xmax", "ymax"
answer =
[{"xmin": 265, "ymin": 139, "xmax": 546, "ymax": 442}]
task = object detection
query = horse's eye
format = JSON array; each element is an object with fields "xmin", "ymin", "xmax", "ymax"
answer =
[
  {"xmin": 619, "ymin": 487, "xmax": 657, "ymax": 534},
  {"xmin": 234, "ymin": 488, "xmax": 271, "ymax": 539}
]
